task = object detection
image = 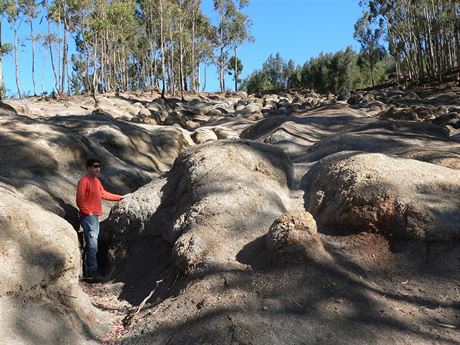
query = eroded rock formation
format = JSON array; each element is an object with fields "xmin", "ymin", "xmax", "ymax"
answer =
[{"xmin": 1, "ymin": 85, "xmax": 459, "ymax": 344}]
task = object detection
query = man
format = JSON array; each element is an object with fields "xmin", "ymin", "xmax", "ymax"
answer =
[{"xmin": 76, "ymin": 158, "xmax": 127, "ymax": 282}]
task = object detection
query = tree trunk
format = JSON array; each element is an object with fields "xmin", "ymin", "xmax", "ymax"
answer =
[
  {"xmin": 153, "ymin": 48, "xmax": 158, "ymax": 89},
  {"xmin": 0, "ymin": 20, "xmax": 3, "ymax": 100},
  {"xmin": 169, "ymin": 28, "xmax": 175, "ymax": 94},
  {"xmin": 197, "ymin": 61, "xmax": 201, "ymax": 92},
  {"xmin": 100, "ymin": 34, "xmax": 106, "ymax": 93},
  {"xmin": 167, "ymin": 54, "xmax": 173, "ymax": 94},
  {"xmin": 123, "ymin": 47, "xmax": 128, "ymax": 91},
  {"xmin": 370, "ymin": 63, "xmax": 375, "ymax": 87},
  {"xmin": 141, "ymin": 56, "xmax": 146, "ymax": 91},
  {"xmin": 13, "ymin": 18, "xmax": 22, "ymax": 98},
  {"xmin": 113, "ymin": 47, "xmax": 118, "ymax": 91},
  {"xmin": 30, "ymin": 20, "xmax": 37, "ymax": 96},
  {"xmin": 179, "ymin": 22, "xmax": 185, "ymax": 99},
  {"xmin": 61, "ymin": 16, "xmax": 68, "ymax": 95},
  {"xmin": 191, "ymin": 2, "xmax": 196, "ymax": 93},
  {"xmin": 92, "ymin": 38, "xmax": 99, "ymax": 106},
  {"xmin": 149, "ymin": 43, "xmax": 154, "ymax": 89},
  {"xmin": 389, "ymin": 26, "xmax": 401, "ymax": 84},
  {"xmin": 234, "ymin": 47, "xmax": 238, "ymax": 92},
  {"xmin": 455, "ymin": 3, "xmax": 460, "ymax": 69},
  {"xmin": 41, "ymin": 51, "xmax": 46, "ymax": 96},
  {"xmin": 424, "ymin": 5, "xmax": 435, "ymax": 79},
  {"xmin": 57, "ymin": 11, "xmax": 62, "ymax": 94},
  {"xmin": 85, "ymin": 44, "xmax": 91, "ymax": 93},
  {"xmin": 218, "ymin": 5, "xmax": 225, "ymax": 92},
  {"xmin": 202, "ymin": 63, "xmax": 207, "ymax": 92},
  {"xmin": 160, "ymin": 0, "xmax": 166, "ymax": 98},
  {"xmin": 219, "ymin": 47, "xmax": 225, "ymax": 92},
  {"xmin": 48, "ymin": 21, "xmax": 59, "ymax": 93}
]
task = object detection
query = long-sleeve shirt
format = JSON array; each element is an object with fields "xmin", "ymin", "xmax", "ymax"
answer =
[{"xmin": 76, "ymin": 175, "xmax": 122, "ymax": 217}]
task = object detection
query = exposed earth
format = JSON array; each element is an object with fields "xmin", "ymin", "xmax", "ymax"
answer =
[{"xmin": 0, "ymin": 85, "xmax": 459, "ymax": 344}]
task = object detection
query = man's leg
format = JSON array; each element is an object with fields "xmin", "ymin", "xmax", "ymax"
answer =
[{"xmin": 80, "ymin": 215, "xmax": 100, "ymax": 277}]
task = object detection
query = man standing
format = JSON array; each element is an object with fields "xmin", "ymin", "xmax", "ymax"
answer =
[{"xmin": 76, "ymin": 158, "xmax": 126, "ymax": 282}]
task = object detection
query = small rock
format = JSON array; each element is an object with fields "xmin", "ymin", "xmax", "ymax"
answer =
[{"xmin": 266, "ymin": 210, "xmax": 329, "ymax": 260}]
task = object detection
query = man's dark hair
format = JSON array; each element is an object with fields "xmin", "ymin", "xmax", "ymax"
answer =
[{"xmin": 86, "ymin": 158, "xmax": 100, "ymax": 167}]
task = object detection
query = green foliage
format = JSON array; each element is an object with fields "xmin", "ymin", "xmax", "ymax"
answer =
[
  {"xmin": 4, "ymin": 0, "xmax": 18, "ymax": 21},
  {"xmin": 228, "ymin": 56, "xmax": 243, "ymax": 76},
  {"xmin": 18, "ymin": 0, "xmax": 37, "ymax": 21},
  {"xmin": 70, "ymin": 53, "xmax": 85, "ymax": 94},
  {"xmin": 353, "ymin": 13, "xmax": 385, "ymax": 86},
  {"xmin": 243, "ymin": 47, "xmax": 394, "ymax": 95},
  {"xmin": 241, "ymin": 70, "xmax": 272, "ymax": 94},
  {"xmin": 0, "ymin": 42, "xmax": 12, "ymax": 55}
]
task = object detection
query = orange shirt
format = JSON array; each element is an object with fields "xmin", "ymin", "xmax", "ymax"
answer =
[{"xmin": 76, "ymin": 175, "xmax": 122, "ymax": 217}]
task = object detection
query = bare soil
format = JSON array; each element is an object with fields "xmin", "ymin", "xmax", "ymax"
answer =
[{"xmin": 83, "ymin": 232, "xmax": 459, "ymax": 344}]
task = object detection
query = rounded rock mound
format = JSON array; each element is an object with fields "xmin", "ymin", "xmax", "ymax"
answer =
[
  {"xmin": 165, "ymin": 140, "xmax": 298, "ymax": 272},
  {"xmin": 303, "ymin": 152, "xmax": 460, "ymax": 242},
  {"xmin": 0, "ymin": 185, "xmax": 110, "ymax": 343},
  {"xmin": 266, "ymin": 211, "xmax": 327, "ymax": 260},
  {"xmin": 107, "ymin": 139, "xmax": 302, "ymax": 275}
]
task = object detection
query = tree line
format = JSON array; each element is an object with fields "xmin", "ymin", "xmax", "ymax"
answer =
[
  {"xmin": 0, "ymin": 0, "xmax": 252, "ymax": 99},
  {"xmin": 244, "ymin": 0, "xmax": 460, "ymax": 94},
  {"xmin": 363, "ymin": 0, "xmax": 460, "ymax": 83},
  {"xmin": 242, "ymin": 49, "xmax": 394, "ymax": 95},
  {"xmin": 1, "ymin": 0, "xmax": 459, "ymax": 99}
]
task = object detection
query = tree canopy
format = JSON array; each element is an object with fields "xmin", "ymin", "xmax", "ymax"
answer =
[
  {"xmin": 0, "ymin": 0, "xmax": 458, "ymax": 98},
  {"xmin": 0, "ymin": 0, "xmax": 254, "ymax": 98}
]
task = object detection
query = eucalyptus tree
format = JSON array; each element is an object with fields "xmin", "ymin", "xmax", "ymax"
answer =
[
  {"xmin": 227, "ymin": 4, "xmax": 252, "ymax": 91},
  {"xmin": 178, "ymin": 0, "xmax": 207, "ymax": 94},
  {"xmin": 47, "ymin": 0, "xmax": 72, "ymax": 94},
  {"xmin": 138, "ymin": 0, "xmax": 161, "ymax": 90},
  {"xmin": 195, "ymin": 11, "xmax": 216, "ymax": 91},
  {"xmin": 19, "ymin": 0, "xmax": 38, "ymax": 95},
  {"xmin": 354, "ymin": 13, "xmax": 385, "ymax": 86},
  {"xmin": 41, "ymin": 0, "xmax": 59, "ymax": 93},
  {"xmin": 159, "ymin": 0, "xmax": 167, "ymax": 97},
  {"xmin": 70, "ymin": 51, "xmax": 85, "ymax": 94},
  {"xmin": 189, "ymin": 0, "xmax": 200, "ymax": 92},
  {"xmin": 5, "ymin": 0, "xmax": 22, "ymax": 98},
  {"xmin": 213, "ymin": 0, "xmax": 252, "ymax": 92},
  {"xmin": 0, "ymin": 0, "xmax": 13, "ymax": 99},
  {"xmin": 175, "ymin": 0, "xmax": 191, "ymax": 96},
  {"xmin": 106, "ymin": 0, "xmax": 138, "ymax": 92},
  {"xmin": 64, "ymin": 0, "xmax": 92, "ymax": 94},
  {"xmin": 46, "ymin": 0, "xmax": 85, "ymax": 94},
  {"xmin": 359, "ymin": 0, "xmax": 460, "ymax": 83},
  {"xmin": 69, "ymin": 0, "xmax": 138, "ymax": 96},
  {"xmin": 71, "ymin": 0, "xmax": 109, "ymax": 101},
  {"xmin": 165, "ymin": 0, "xmax": 178, "ymax": 94}
]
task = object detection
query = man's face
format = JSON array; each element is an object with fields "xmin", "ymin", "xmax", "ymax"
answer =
[{"xmin": 88, "ymin": 163, "xmax": 101, "ymax": 176}]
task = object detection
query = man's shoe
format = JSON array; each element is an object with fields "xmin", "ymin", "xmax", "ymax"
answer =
[{"xmin": 87, "ymin": 273, "xmax": 107, "ymax": 283}]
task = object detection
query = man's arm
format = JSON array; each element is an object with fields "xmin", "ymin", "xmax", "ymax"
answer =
[{"xmin": 99, "ymin": 180, "xmax": 123, "ymax": 201}]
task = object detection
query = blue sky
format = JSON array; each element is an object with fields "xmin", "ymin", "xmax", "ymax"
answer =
[{"xmin": 2, "ymin": 0, "xmax": 363, "ymax": 97}]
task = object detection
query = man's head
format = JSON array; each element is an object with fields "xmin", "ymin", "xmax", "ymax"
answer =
[{"xmin": 86, "ymin": 158, "xmax": 101, "ymax": 177}]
